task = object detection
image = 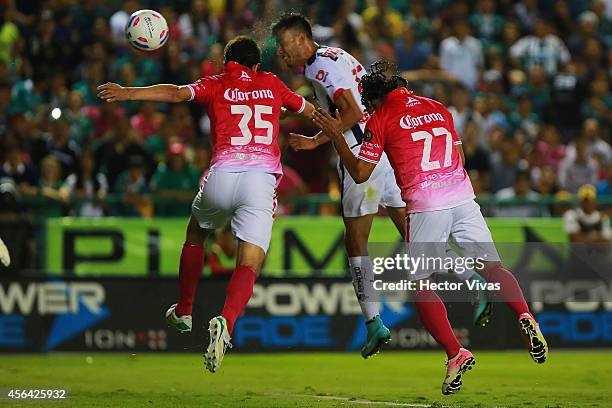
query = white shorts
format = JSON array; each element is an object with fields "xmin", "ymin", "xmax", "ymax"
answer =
[
  {"xmin": 191, "ymin": 170, "xmax": 276, "ymax": 253},
  {"xmin": 406, "ymin": 200, "xmax": 500, "ymax": 280},
  {"xmin": 338, "ymin": 149, "xmax": 404, "ymax": 217}
]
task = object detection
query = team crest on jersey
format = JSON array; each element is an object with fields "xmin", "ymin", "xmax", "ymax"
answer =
[
  {"xmin": 364, "ymin": 130, "xmax": 373, "ymax": 142},
  {"xmin": 239, "ymin": 71, "xmax": 252, "ymax": 81},
  {"xmin": 406, "ymin": 96, "xmax": 420, "ymax": 106}
]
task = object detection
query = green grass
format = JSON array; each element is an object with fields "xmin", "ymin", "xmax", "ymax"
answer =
[{"xmin": 0, "ymin": 351, "xmax": 610, "ymax": 407}]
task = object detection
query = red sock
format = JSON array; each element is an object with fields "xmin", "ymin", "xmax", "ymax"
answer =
[
  {"xmin": 481, "ymin": 265, "xmax": 530, "ymax": 318},
  {"xmin": 415, "ymin": 289, "xmax": 462, "ymax": 359},
  {"xmin": 175, "ymin": 242, "xmax": 205, "ymax": 316},
  {"xmin": 221, "ymin": 265, "xmax": 257, "ymax": 335}
]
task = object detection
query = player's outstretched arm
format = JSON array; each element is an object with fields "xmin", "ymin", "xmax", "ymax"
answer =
[
  {"xmin": 311, "ymin": 108, "xmax": 375, "ymax": 184},
  {"xmin": 289, "ymin": 92, "xmax": 363, "ymax": 152},
  {"xmin": 97, "ymin": 82, "xmax": 192, "ymax": 103},
  {"xmin": 287, "ymin": 101, "xmax": 330, "ymax": 151}
]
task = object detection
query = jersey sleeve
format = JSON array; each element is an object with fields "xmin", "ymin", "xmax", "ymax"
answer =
[
  {"xmin": 358, "ymin": 114, "xmax": 385, "ymax": 165},
  {"xmin": 182, "ymin": 77, "xmax": 216, "ymax": 105},
  {"xmin": 310, "ymin": 56, "xmax": 358, "ymax": 101},
  {"xmin": 273, "ymin": 75, "xmax": 306, "ymax": 113}
]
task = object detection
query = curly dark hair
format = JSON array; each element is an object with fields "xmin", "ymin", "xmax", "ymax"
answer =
[{"xmin": 360, "ymin": 60, "xmax": 408, "ymax": 110}]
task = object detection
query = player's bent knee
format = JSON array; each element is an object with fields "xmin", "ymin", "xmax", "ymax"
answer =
[{"xmin": 237, "ymin": 240, "xmax": 266, "ymax": 274}]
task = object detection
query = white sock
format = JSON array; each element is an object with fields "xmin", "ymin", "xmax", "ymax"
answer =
[{"xmin": 348, "ymin": 256, "xmax": 380, "ymax": 321}]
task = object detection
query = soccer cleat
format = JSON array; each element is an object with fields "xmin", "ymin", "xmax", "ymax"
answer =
[
  {"xmin": 0, "ymin": 238, "xmax": 10, "ymax": 267},
  {"xmin": 442, "ymin": 348, "xmax": 476, "ymax": 395},
  {"xmin": 165, "ymin": 304, "xmax": 192, "ymax": 333},
  {"xmin": 204, "ymin": 316, "xmax": 232, "ymax": 373},
  {"xmin": 361, "ymin": 315, "xmax": 391, "ymax": 359},
  {"xmin": 470, "ymin": 274, "xmax": 494, "ymax": 327},
  {"xmin": 518, "ymin": 313, "xmax": 548, "ymax": 364}
]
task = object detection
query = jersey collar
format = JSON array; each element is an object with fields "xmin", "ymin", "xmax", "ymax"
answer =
[
  {"xmin": 224, "ymin": 61, "xmax": 255, "ymax": 80},
  {"xmin": 306, "ymin": 44, "xmax": 323, "ymax": 66},
  {"xmin": 387, "ymin": 87, "xmax": 410, "ymax": 100},
  {"xmin": 381, "ymin": 87, "xmax": 409, "ymax": 105}
]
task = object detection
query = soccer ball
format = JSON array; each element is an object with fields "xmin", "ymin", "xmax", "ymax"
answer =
[{"xmin": 125, "ymin": 9, "xmax": 169, "ymax": 51}]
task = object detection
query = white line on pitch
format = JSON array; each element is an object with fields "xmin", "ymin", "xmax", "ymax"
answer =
[{"xmin": 263, "ymin": 393, "xmax": 431, "ymax": 407}]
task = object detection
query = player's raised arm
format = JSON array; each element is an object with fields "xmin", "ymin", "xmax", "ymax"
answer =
[
  {"xmin": 311, "ymin": 108, "xmax": 375, "ymax": 184},
  {"xmin": 97, "ymin": 82, "xmax": 192, "ymax": 103}
]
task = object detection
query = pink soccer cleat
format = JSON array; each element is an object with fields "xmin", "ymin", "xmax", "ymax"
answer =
[{"xmin": 442, "ymin": 348, "xmax": 476, "ymax": 395}]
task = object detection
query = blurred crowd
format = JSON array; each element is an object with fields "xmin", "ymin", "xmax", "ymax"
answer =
[{"xmin": 0, "ymin": 0, "xmax": 611, "ymax": 219}]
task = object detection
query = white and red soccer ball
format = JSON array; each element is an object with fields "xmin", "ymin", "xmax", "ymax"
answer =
[{"xmin": 125, "ymin": 9, "xmax": 169, "ymax": 51}]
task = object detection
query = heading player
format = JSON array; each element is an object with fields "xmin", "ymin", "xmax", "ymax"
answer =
[
  {"xmin": 271, "ymin": 13, "xmax": 405, "ymax": 358},
  {"xmin": 313, "ymin": 61, "xmax": 548, "ymax": 395},
  {"xmin": 98, "ymin": 36, "xmax": 315, "ymax": 372},
  {"xmin": 271, "ymin": 14, "xmax": 491, "ymax": 358}
]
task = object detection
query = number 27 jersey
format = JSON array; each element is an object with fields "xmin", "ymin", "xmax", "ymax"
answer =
[
  {"xmin": 359, "ymin": 88, "xmax": 475, "ymax": 213},
  {"xmin": 185, "ymin": 61, "xmax": 306, "ymax": 175}
]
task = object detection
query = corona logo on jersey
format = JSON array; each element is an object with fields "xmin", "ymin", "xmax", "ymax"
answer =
[
  {"xmin": 223, "ymin": 88, "xmax": 274, "ymax": 102},
  {"xmin": 399, "ymin": 112, "xmax": 445, "ymax": 130}
]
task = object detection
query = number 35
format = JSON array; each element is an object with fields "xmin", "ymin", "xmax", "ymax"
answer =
[{"xmin": 231, "ymin": 104, "xmax": 273, "ymax": 146}]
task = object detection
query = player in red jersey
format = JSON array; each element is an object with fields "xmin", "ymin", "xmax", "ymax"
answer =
[
  {"xmin": 313, "ymin": 61, "xmax": 548, "ymax": 395},
  {"xmin": 98, "ymin": 36, "xmax": 315, "ymax": 372}
]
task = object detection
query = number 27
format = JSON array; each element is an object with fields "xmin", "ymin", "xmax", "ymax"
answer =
[{"xmin": 411, "ymin": 127, "xmax": 453, "ymax": 171}]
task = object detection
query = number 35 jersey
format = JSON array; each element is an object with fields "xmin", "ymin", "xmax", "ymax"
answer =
[
  {"xmin": 185, "ymin": 61, "xmax": 306, "ymax": 175},
  {"xmin": 359, "ymin": 87, "xmax": 475, "ymax": 213}
]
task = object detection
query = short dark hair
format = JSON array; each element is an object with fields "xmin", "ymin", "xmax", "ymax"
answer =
[
  {"xmin": 223, "ymin": 36, "xmax": 261, "ymax": 68},
  {"xmin": 360, "ymin": 60, "xmax": 408, "ymax": 110},
  {"xmin": 271, "ymin": 13, "xmax": 312, "ymax": 39}
]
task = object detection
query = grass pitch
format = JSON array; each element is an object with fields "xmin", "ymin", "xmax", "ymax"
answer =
[{"xmin": 1, "ymin": 351, "xmax": 610, "ymax": 407}]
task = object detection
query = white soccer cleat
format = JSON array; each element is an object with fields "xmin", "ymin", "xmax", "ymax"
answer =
[
  {"xmin": 165, "ymin": 304, "xmax": 192, "ymax": 333},
  {"xmin": 0, "ymin": 238, "xmax": 10, "ymax": 267},
  {"xmin": 204, "ymin": 316, "xmax": 232, "ymax": 373}
]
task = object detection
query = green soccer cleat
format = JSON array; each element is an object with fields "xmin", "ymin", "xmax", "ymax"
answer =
[
  {"xmin": 165, "ymin": 304, "xmax": 192, "ymax": 333},
  {"xmin": 361, "ymin": 315, "xmax": 391, "ymax": 359},
  {"xmin": 204, "ymin": 316, "xmax": 232, "ymax": 373},
  {"xmin": 470, "ymin": 274, "xmax": 494, "ymax": 327}
]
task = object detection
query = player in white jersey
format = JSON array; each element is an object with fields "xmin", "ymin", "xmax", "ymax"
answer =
[
  {"xmin": 273, "ymin": 14, "xmax": 404, "ymax": 358},
  {"xmin": 272, "ymin": 14, "xmax": 493, "ymax": 359}
]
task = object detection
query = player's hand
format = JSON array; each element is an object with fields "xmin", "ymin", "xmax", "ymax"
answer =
[
  {"xmin": 313, "ymin": 108, "xmax": 343, "ymax": 140},
  {"xmin": 288, "ymin": 133, "xmax": 319, "ymax": 151},
  {"xmin": 97, "ymin": 82, "xmax": 131, "ymax": 102},
  {"xmin": 0, "ymin": 238, "xmax": 10, "ymax": 267}
]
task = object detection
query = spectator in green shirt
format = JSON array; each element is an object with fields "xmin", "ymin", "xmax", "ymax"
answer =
[
  {"xmin": 150, "ymin": 143, "xmax": 201, "ymax": 216},
  {"xmin": 144, "ymin": 119, "xmax": 175, "ymax": 163}
]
